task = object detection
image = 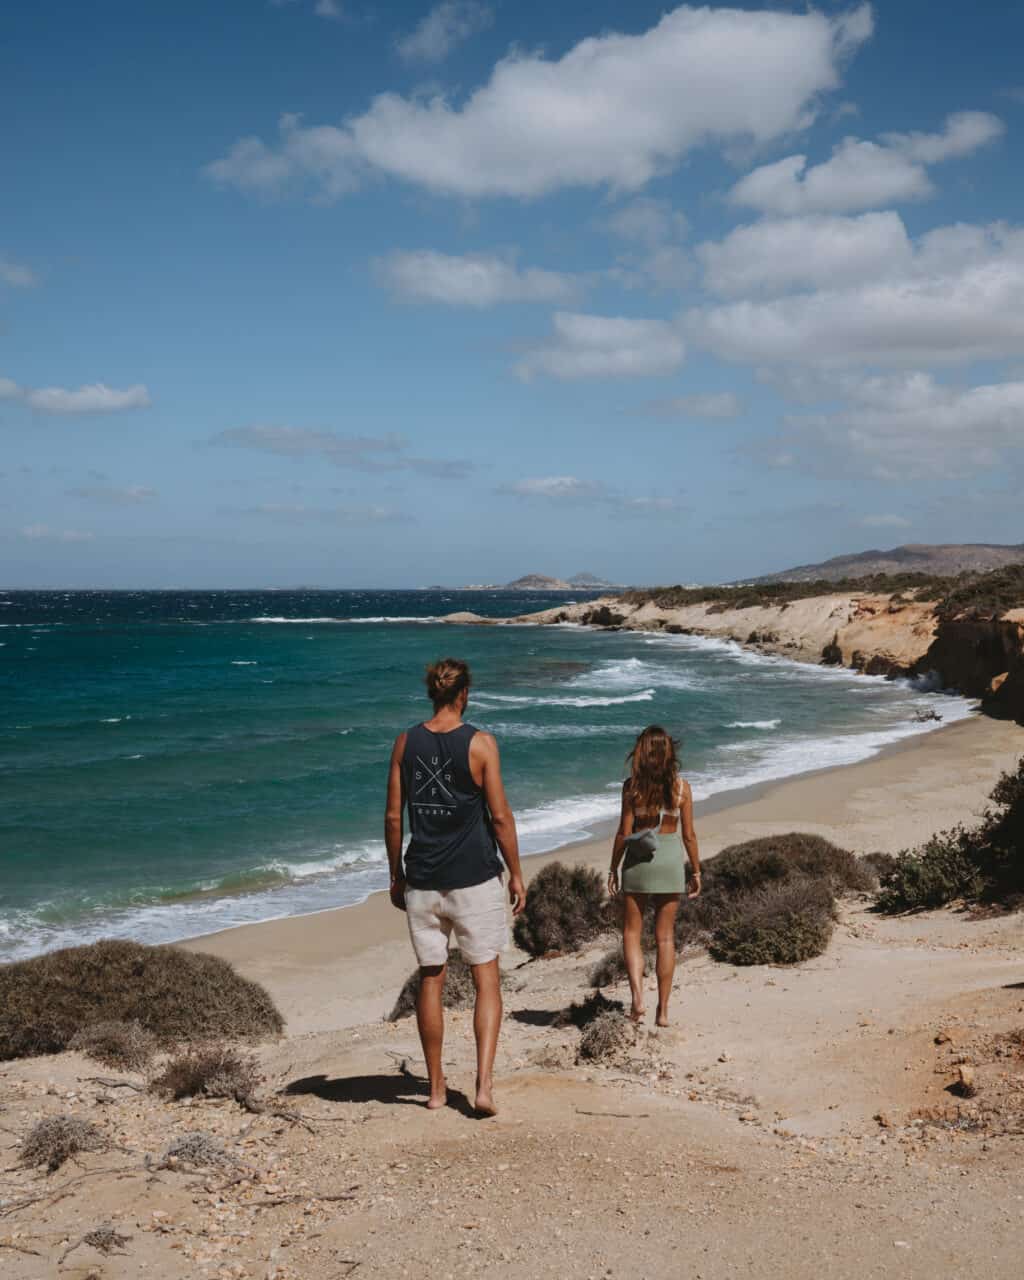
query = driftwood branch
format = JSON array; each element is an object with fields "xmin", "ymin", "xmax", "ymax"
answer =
[
  {"xmin": 249, "ymin": 1185, "xmax": 359, "ymax": 1211},
  {"xmin": 0, "ymin": 1240, "xmax": 42, "ymax": 1257},
  {"xmin": 82, "ymin": 1076, "xmax": 146, "ymax": 1093},
  {"xmin": 574, "ymin": 1108, "xmax": 651, "ymax": 1119}
]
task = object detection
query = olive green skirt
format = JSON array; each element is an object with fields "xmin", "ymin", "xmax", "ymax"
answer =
[{"xmin": 621, "ymin": 832, "xmax": 687, "ymax": 895}]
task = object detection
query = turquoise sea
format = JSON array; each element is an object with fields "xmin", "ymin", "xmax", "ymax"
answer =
[{"xmin": 0, "ymin": 589, "xmax": 975, "ymax": 962}]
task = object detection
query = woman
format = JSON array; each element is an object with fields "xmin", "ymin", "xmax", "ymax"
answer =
[{"xmin": 608, "ymin": 725, "xmax": 701, "ymax": 1026}]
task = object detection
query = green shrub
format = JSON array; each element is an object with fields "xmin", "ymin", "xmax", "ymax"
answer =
[
  {"xmin": 388, "ymin": 949, "xmax": 510, "ymax": 1021},
  {"xmin": 863, "ymin": 851, "xmax": 898, "ymax": 882},
  {"xmin": 69, "ymin": 1019, "xmax": 159, "ymax": 1071},
  {"xmin": 0, "ymin": 939, "xmax": 283, "ymax": 1061},
  {"xmin": 875, "ymin": 757, "xmax": 1024, "ymax": 912},
  {"xmin": 875, "ymin": 830, "xmax": 985, "ymax": 912},
  {"xmin": 513, "ymin": 862, "xmax": 609, "ymax": 957},
  {"xmin": 708, "ymin": 877, "xmax": 835, "ymax": 966}
]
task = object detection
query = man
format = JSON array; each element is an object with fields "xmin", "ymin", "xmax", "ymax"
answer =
[{"xmin": 385, "ymin": 657, "xmax": 525, "ymax": 1116}]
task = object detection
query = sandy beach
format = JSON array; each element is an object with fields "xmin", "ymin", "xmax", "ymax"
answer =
[{"xmin": 4, "ymin": 711, "xmax": 1024, "ymax": 1279}]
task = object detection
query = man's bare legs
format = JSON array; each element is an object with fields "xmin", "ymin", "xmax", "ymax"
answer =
[
  {"xmin": 415, "ymin": 963, "xmax": 448, "ymax": 1109},
  {"xmin": 471, "ymin": 958, "xmax": 502, "ymax": 1115},
  {"xmin": 653, "ymin": 894, "xmax": 681, "ymax": 1027},
  {"xmin": 622, "ymin": 892, "xmax": 647, "ymax": 1022}
]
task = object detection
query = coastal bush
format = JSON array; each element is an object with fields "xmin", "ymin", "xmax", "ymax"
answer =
[
  {"xmin": 863, "ymin": 852, "xmax": 898, "ymax": 882},
  {"xmin": 707, "ymin": 833, "xmax": 872, "ymax": 897},
  {"xmin": 936, "ymin": 565, "xmax": 1024, "ymax": 619},
  {"xmin": 577, "ymin": 1010, "xmax": 635, "ymax": 1063},
  {"xmin": 388, "ymin": 949, "xmax": 510, "ymax": 1021},
  {"xmin": 588, "ymin": 943, "xmax": 654, "ymax": 988},
  {"xmin": 69, "ymin": 1019, "xmax": 159, "ymax": 1071},
  {"xmin": 0, "ymin": 939, "xmax": 284, "ymax": 1061},
  {"xmin": 158, "ymin": 1131, "xmax": 234, "ymax": 1170},
  {"xmin": 621, "ymin": 573, "xmax": 957, "ymax": 614},
  {"xmin": 512, "ymin": 862, "xmax": 608, "ymax": 957},
  {"xmin": 149, "ymin": 1044, "xmax": 261, "ymax": 1105},
  {"xmin": 708, "ymin": 877, "xmax": 836, "ymax": 966},
  {"xmin": 20, "ymin": 1115, "xmax": 105, "ymax": 1173},
  {"xmin": 876, "ymin": 756, "xmax": 1024, "ymax": 912}
]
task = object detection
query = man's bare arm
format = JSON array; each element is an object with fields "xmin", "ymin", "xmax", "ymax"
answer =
[
  {"xmin": 385, "ymin": 732, "xmax": 407, "ymax": 909},
  {"xmin": 475, "ymin": 732, "xmax": 526, "ymax": 916}
]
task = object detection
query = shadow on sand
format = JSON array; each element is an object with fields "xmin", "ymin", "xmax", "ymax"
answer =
[{"xmin": 283, "ymin": 1067, "xmax": 478, "ymax": 1119}]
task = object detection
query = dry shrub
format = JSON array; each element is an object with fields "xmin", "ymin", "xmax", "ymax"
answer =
[
  {"xmin": 554, "ymin": 990, "xmax": 625, "ymax": 1029},
  {"xmin": 513, "ymin": 862, "xmax": 608, "ymax": 957},
  {"xmin": 69, "ymin": 1020, "xmax": 158, "ymax": 1071},
  {"xmin": 388, "ymin": 949, "xmax": 509, "ymax": 1021},
  {"xmin": 577, "ymin": 1010, "xmax": 635, "ymax": 1063},
  {"xmin": 80, "ymin": 1225, "xmax": 131, "ymax": 1255},
  {"xmin": 20, "ymin": 1115, "xmax": 105, "ymax": 1173},
  {"xmin": 149, "ymin": 1044, "xmax": 260, "ymax": 1104},
  {"xmin": 159, "ymin": 1131, "xmax": 233, "ymax": 1168},
  {"xmin": 588, "ymin": 943, "xmax": 655, "ymax": 988},
  {"xmin": 708, "ymin": 877, "xmax": 835, "ymax": 966},
  {"xmin": 0, "ymin": 939, "xmax": 283, "ymax": 1061},
  {"xmin": 708, "ymin": 833, "xmax": 873, "ymax": 896}
]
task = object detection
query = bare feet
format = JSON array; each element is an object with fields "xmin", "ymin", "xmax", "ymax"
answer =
[
  {"xmin": 426, "ymin": 1078, "xmax": 448, "ymax": 1110},
  {"xmin": 655, "ymin": 1014, "xmax": 670, "ymax": 1028},
  {"xmin": 629, "ymin": 1003, "xmax": 646, "ymax": 1023},
  {"xmin": 474, "ymin": 1078, "xmax": 498, "ymax": 1117}
]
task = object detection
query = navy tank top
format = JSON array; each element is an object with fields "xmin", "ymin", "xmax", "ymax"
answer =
[{"xmin": 401, "ymin": 721, "xmax": 502, "ymax": 891}]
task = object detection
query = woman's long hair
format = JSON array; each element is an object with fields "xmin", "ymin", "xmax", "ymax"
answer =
[{"xmin": 626, "ymin": 725, "xmax": 680, "ymax": 816}]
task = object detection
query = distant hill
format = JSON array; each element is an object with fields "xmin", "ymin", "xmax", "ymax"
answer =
[
  {"xmin": 458, "ymin": 571, "xmax": 620, "ymax": 591},
  {"xmin": 754, "ymin": 542, "xmax": 1024, "ymax": 584}
]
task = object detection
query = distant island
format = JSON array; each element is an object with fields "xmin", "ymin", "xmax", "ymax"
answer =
[{"xmin": 458, "ymin": 571, "xmax": 621, "ymax": 591}]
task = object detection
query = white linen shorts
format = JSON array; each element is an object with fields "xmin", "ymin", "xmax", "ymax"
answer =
[{"xmin": 405, "ymin": 874, "xmax": 508, "ymax": 968}]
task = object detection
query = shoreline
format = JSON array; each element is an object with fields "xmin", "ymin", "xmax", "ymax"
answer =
[{"xmin": 183, "ymin": 711, "xmax": 1024, "ymax": 1036}]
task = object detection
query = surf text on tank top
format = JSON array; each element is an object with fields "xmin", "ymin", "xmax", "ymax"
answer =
[{"xmin": 400, "ymin": 722, "xmax": 502, "ymax": 891}]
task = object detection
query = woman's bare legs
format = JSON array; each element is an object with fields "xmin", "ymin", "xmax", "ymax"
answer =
[
  {"xmin": 652, "ymin": 894, "xmax": 681, "ymax": 1027},
  {"xmin": 622, "ymin": 892, "xmax": 648, "ymax": 1021}
]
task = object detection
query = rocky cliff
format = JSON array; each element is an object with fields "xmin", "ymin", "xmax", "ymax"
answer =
[{"xmin": 509, "ymin": 594, "xmax": 1024, "ymax": 723}]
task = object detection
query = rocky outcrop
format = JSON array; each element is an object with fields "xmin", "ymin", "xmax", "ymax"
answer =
[
  {"xmin": 510, "ymin": 596, "xmax": 1024, "ymax": 725},
  {"xmin": 913, "ymin": 610, "xmax": 1024, "ymax": 722}
]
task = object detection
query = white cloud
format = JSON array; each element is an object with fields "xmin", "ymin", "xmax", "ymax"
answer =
[
  {"xmin": 603, "ymin": 198, "xmax": 692, "ymax": 291},
  {"xmin": 689, "ymin": 222, "xmax": 1024, "ymax": 367},
  {"xmin": 314, "ymin": 0, "xmax": 343, "ymax": 19},
  {"xmin": 213, "ymin": 426, "xmax": 473, "ymax": 478},
  {"xmin": 729, "ymin": 111, "xmax": 1002, "ymax": 215},
  {"xmin": 396, "ymin": 2, "xmax": 493, "ymax": 64},
  {"xmin": 861, "ymin": 513, "xmax": 911, "ymax": 528},
  {"xmin": 0, "ymin": 256, "xmax": 37, "ymax": 288},
  {"xmin": 603, "ymin": 198, "xmax": 688, "ymax": 247},
  {"xmin": 205, "ymin": 114, "xmax": 361, "ymax": 200},
  {"xmin": 374, "ymin": 249, "xmax": 580, "ymax": 306},
  {"xmin": 238, "ymin": 502, "xmax": 404, "ymax": 524},
  {"xmin": 0, "ymin": 377, "xmax": 151, "ymax": 414},
  {"xmin": 207, "ymin": 4, "xmax": 872, "ymax": 200},
  {"xmin": 645, "ymin": 391, "xmax": 742, "ymax": 419},
  {"xmin": 66, "ymin": 485, "xmax": 158, "ymax": 505},
  {"xmin": 699, "ymin": 211, "xmax": 912, "ymax": 296},
  {"xmin": 498, "ymin": 474, "xmax": 680, "ymax": 514},
  {"xmin": 500, "ymin": 475, "xmax": 603, "ymax": 501},
  {"xmin": 21, "ymin": 524, "xmax": 94, "ymax": 543},
  {"xmin": 730, "ymin": 139, "xmax": 931, "ymax": 215},
  {"xmin": 881, "ymin": 110, "xmax": 1005, "ymax": 164},
  {"xmin": 782, "ymin": 372, "xmax": 1024, "ymax": 477},
  {"xmin": 517, "ymin": 312, "xmax": 685, "ymax": 381}
]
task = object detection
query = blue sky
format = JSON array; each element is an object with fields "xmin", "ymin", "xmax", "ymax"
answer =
[{"xmin": 2, "ymin": 1, "xmax": 1023, "ymax": 587}]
